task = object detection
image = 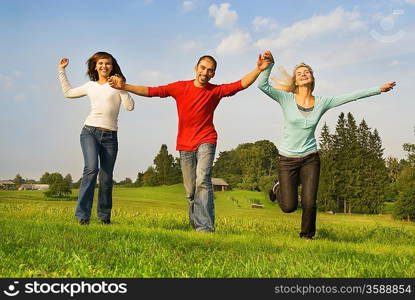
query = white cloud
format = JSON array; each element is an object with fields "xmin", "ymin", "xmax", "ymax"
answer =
[
  {"xmin": 208, "ymin": 3, "xmax": 238, "ymax": 29},
  {"xmin": 182, "ymin": 1, "xmax": 194, "ymax": 12},
  {"xmin": 216, "ymin": 31, "xmax": 252, "ymax": 55},
  {"xmin": 252, "ymin": 17, "xmax": 278, "ymax": 31},
  {"xmin": 255, "ymin": 7, "xmax": 366, "ymax": 50}
]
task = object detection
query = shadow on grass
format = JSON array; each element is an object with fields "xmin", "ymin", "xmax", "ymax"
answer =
[
  {"xmin": 44, "ymin": 196, "xmax": 77, "ymax": 201},
  {"xmin": 317, "ymin": 226, "xmax": 415, "ymax": 245}
]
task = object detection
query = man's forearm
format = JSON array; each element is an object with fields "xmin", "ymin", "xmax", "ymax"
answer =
[
  {"xmin": 241, "ymin": 67, "xmax": 262, "ymax": 88},
  {"xmin": 124, "ymin": 84, "xmax": 149, "ymax": 96}
]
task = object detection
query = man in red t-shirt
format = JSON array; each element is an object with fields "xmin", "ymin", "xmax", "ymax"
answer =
[{"xmin": 109, "ymin": 55, "xmax": 271, "ymax": 232}]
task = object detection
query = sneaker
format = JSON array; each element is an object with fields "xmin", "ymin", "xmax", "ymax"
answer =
[
  {"xmin": 101, "ymin": 219, "xmax": 111, "ymax": 225},
  {"xmin": 269, "ymin": 181, "xmax": 280, "ymax": 203},
  {"xmin": 79, "ymin": 219, "xmax": 89, "ymax": 225}
]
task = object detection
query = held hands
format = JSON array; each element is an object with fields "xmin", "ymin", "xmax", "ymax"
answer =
[
  {"xmin": 257, "ymin": 50, "xmax": 274, "ymax": 71},
  {"xmin": 58, "ymin": 58, "xmax": 69, "ymax": 70},
  {"xmin": 261, "ymin": 50, "xmax": 274, "ymax": 63},
  {"xmin": 108, "ymin": 74, "xmax": 125, "ymax": 90},
  {"xmin": 380, "ymin": 82, "xmax": 396, "ymax": 93}
]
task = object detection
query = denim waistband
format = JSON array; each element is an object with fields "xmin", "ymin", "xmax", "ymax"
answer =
[{"xmin": 84, "ymin": 125, "xmax": 116, "ymax": 132}]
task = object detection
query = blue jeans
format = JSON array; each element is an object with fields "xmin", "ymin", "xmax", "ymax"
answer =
[
  {"xmin": 75, "ymin": 125, "xmax": 118, "ymax": 221},
  {"xmin": 180, "ymin": 143, "xmax": 216, "ymax": 232}
]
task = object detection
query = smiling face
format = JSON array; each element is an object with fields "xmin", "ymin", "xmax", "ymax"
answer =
[
  {"xmin": 194, "ymin": 58, "xmax": 216, "ymax": 87},
  {"xmin": 294, "ymin": 66, "xmax": 314, "ymax": 87},
  {"xmin": 95, "ymin": 58, "xmax": 113, "ymax": 79}
]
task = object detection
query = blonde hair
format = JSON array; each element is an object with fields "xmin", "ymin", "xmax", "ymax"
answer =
[{"xmin": 272, "ymin": 63, "xmax": 315, "ymax": 94}]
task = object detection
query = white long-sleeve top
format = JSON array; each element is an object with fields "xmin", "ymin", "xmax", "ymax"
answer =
[{"xmin": 58, "ymin": 70, "xmax": 134, "ymax": 131}]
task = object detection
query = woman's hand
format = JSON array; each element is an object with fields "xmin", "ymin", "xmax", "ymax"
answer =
[
  {"xmin": 257, "ymin": 54, "xmax": 271, "ymax": 71},
  {"xmin": 58, "ymin": 58, "xmax": 69, "ymax": 71},
  {"xmin": 108, "ymin": 74, "xmax": 125, "ymax": 90},
  {"xmin": 261, "ymin": 50, "xmax": 274, "ymax": 64},
  {"xmin": 380, "ymin": 82, "xmax": 396, "ymax": 92}
]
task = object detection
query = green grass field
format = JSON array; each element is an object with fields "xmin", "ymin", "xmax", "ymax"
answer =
[{"xmin": 1, "ymin": 185, "xmax": 414, "ymax": 278}]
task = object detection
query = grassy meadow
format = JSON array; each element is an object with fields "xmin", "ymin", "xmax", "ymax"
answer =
[{"xmin": 0, "ymin": 185, "xmax": 414, "ymax": 278}]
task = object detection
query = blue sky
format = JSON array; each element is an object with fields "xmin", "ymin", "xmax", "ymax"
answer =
[{"xmin": 1, "ymin": 0, "xmax": 414, "ymax": 181}]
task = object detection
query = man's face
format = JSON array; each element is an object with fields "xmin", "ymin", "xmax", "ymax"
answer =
[{"xmin": 194, "ymin": 59, "xmax": 215, "ymax": 86}]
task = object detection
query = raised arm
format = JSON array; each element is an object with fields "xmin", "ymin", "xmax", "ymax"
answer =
[
  {"xmin": 108, "ymin": 76, "xmax": 149, "ymax": 96},
  {"xmin": 240, "ymin": 54, "xmax": 272, "ymax": 88},
  {"xmin": 257, "ymin": 51, "xmax": 289, "ymax": 103},
  {"xmin": 325, "ymin": 82, "xmax": 396, "ymax": 110},
  {"xmin": 57, "ymin": 58, "xmax": 88, "ymax": 98}
]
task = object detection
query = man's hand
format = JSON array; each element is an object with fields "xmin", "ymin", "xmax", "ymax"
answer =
[
  {"xmin": 380, "ymin": 82, "xmax": 396, "ymax": 92},
  {"xmin": 108, "ymin": 74, "xmax": 125, "ymax": 90},
  {"xmin": 257, "ymin": 54, "xmax": 271, "ymax": 71},
  {"xmin": 261, "ymin": 50, "xmax": 274, "ymax": 64}
]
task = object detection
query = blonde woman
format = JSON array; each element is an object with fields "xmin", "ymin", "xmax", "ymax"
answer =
[{"xmin": 258, "ymin": 50, "xmax": 395, "ymax": 239}]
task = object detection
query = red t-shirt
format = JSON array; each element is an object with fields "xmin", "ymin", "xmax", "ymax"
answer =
[{"xmin": 148, "ymin": 80, "xmax": 245, "ymax": 151}]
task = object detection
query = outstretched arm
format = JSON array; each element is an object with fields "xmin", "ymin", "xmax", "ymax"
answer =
[
  {"xmin": 325, "ymin": 81, "xmax": 396, "ymax": 109},
  {"xmin": 108, "ymin": 75, "xmax": 149, "ymax": 96},
  {"xmin": 240, "ymin": 54, "xmax": 272, "ymax": 88},
  {"xmin": 257, "ymin": 50, "xmax": 289, "ymax": 104}
]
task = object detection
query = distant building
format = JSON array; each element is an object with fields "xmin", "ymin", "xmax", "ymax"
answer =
[
  {"xmin": 0, "ymin": 180, "xmax": 16, "ymax": 190},
  {"xmin": 18, "ymin": 184, "xmax": 50, "ymax": 191},
  {"xmin": 211, "ymin": 178, "xmax": 230, "ymax": 192}
]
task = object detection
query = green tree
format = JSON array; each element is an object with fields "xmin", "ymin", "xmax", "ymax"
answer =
[
  {"xmin": 49, "ymin": 173, "xmax": 64, "ymax": 183},
  {"xmin": 253, "ymin": 140, "xmax": 279, "ymax": 176},
  {"xmin": 212, "ymin": 149, "xmax": 242, "ymax": 187},
  {"xmin": 318, "ymin": 122, "xmax": 337, "ymax": 211},
  {"xmin": 143, "ymin": 167, "xmax": 159, "ymax": 186},
  {"xmin": 13, "ymin": 174, "xmax": 24, "ymax": 186},
  {"xmin": 168, "ymin": 158, "xmax": 183, "ymax": 185},
  {"xmin": 64, "ymin": 174, "xmax": 73, "ymax": 186},
  {"xmin": 318, "ymin": 114, "xmax": 388, "ymax": 214},
  {"xmin": 332, "ymin": 112, "xmax": 348, "ymax": 212},
  {"xmin": 134, "ymin": 172, "xmax": 145, "ymax": 187},
  {"xmin": 44, "ymin": 173, "xmax": 72, "ymax": 198},
  {"xmin": 394, "ymin": 129, "xmax": 415, "ymax": 221},
  {"xmin": 154, "ymin": 144, "xmax": 175, "ymax": 185},
  {"xmin": 118, "ymin": 177, "xmax": 133, "ymax": 185},
  {"xmin": 394, "ymin": 166, "xmax": 415, "ymax": 221},
  {"xmin": 212, "ymin": 140, "xmax": 278, "ymax": 191},
  {"xmin": 40, "ymin": 172, "xmax": 50, "ymax": 184}
]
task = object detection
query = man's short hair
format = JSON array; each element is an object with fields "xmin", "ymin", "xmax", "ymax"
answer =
[{"xmin": 196, "ymin": 55, "xmax": 217, "ymax": 71}]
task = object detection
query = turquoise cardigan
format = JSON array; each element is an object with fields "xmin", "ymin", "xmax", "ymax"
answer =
[{"xmin": 258, "ymin": 64, "xmax": 381, "ymax": 156}]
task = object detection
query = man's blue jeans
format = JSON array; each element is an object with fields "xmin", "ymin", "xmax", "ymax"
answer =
[
  {"xmin": 180, "ymin": 143, "xmax": 216, "ymax": 232},
  {"xmin": 75, "ymin": 125, "xmax": 118, "ymax": 221}
]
